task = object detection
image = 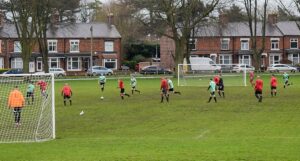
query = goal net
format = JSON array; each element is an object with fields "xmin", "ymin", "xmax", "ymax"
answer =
[
  {"xmin": 178, "ymin": 64, "xmax": 248, "ymax": 87},
  {"xmin": 0, "ymin": 73, "xmax": 55, "ymax": 143}
]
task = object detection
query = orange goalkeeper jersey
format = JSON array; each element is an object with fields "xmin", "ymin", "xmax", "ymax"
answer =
[{"xmin": 8, "ymin": 89, "xmax": 25, "ymax": 108}]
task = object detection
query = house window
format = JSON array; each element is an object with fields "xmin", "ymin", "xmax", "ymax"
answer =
[
  {"xmin": 239, "ymin": 55, "xmax": 251, "ymax": 66},
  {"xmin": 221, "ymin": 38, "xmax": 230, "ymax": 50},
  {"xmin": 240, "ymin": 38, "xmax": 249, "ymax": 50},
  {"xmin": 104, "ymin": 41, "xmax": 114, "ymax": 52},
  {"xmin": 0, "ymin": 57, "xmax": 4, "ymax": 69},
  {"xmin": 104, "ymin": 59, "xmax": 117, "ymax": 69},
  {"xmin": 219, "ymin": 55, "xmax": 232, "ymax": 64},
  {"xmin": 48, "ymin": 57, "xmax": 60, "ymax": 68},
  {"xmin": 271, "ymin": 38, "xmax": 279, "ymax": 50},
  {"xmin": 70, "ymin": 40, "xmax": 80, "ymax": 52},
  {"xmin": 67, "ymin": 57, "xmax": 81, "ymax": 71},
  {"xmin": 36, "ymin": 58, "xmax": 43, "ymax": 71},
  {"xmin": 288, "ymin": 53, "xmax": 300, "ymax": 65},
  {"xmin": 11, "ymin": 58, "xmax": 23, "ymax": 68},
  {"xmin": 14, "ymin": 41, "xmax": 22, "ymax": 52},
  {"xmin": 189, "ymin": 38, "xmax": 196, "ymax": 50},
  {"xmin": 290, "ymin": 38, "xmax": 298, "ymax": 49},
  {"xmin": 48, "ymin": 40, "xmax": 58, "ymax": 53},
  {"xmin": 269, "ymin": 54, "xmax": 281, "ymax": 65}
]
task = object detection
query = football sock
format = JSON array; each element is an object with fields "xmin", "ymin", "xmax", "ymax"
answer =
[
  {"xmin": 208, "ymin": 97, "xmax": 212, "ymax": 103},
  {"xmin": 214, "ymin": 97, "xmax": 217, "ymax": 103}
]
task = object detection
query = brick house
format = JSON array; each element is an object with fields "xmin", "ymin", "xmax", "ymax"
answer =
[
  {"xmin": 0, "ymin": 17, "xmax": 121, "ymax": 75},
  {"xmin": 160, "ymin": 14, "xmax": 300, "ymax": 70}
]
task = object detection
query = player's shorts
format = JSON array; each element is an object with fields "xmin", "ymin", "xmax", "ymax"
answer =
[
  {"xmin": 285, "ymin": 80, "xmax": 289, "ymax": 84},
  {"xmin": 271, "ymin": 86, "xmax": 277, "ymax": 90},
  {"xmin": 99, "ymin": 82, "xmax": 105, "ymax": 86},
  {"xmin": 210, "ymin": 91, "xmax": 215, "ymax": 96},
  {"xmin": 169, "ymin": 88, "xmax": 174, "ymax": 92},
  {"xmin": 13, "ymin": 107, "xmax": 22, "ymax": 113},
  {"xmin": 131, "ymin": 86, "xmax": 136, "ymax": 90},
  {"xmin": 26, "ymin": 92, "xmax": 34, "ymax": 98},
  {"xmin": 120, "ymin": 88, "xmax": 125, "ymax": 94},
  {"xmin": 63, "ymin": 95, "xmax": 71, "ymax": 100},
  {"xmin": 218, "ymin": 85, "xmax": 224, "ymax": 91},
  {"xmin": 255, "ymin": 90, "xmax": 262, "ymax": 95},
  {"xmin": 161, "ymin": 88, "xmax": 167, "ymax": 95}
]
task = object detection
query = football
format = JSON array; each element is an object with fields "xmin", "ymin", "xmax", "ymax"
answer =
[{"xmin": 101, "ymin": 96, "xmax": 104, "ymax": 100}]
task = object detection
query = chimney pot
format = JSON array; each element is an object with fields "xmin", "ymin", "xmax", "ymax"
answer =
[
  {"xmin": 219, "ymin": 13, "xmax": 228, "ymax": 26},
  {"xmin": 107, "ymin": 13, "xmax": 114, "ymax": 27},
  {"xmin": 268, "ymin": 14, "xmax": 278, "ymax": 25}
]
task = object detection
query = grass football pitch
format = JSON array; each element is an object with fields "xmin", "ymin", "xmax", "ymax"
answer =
[{"xmin": 1, "ymin": 74, "xmax": 300, "ymax": 161}]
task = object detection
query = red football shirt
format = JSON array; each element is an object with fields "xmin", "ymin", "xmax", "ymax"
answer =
[
  {"xmin": 37, "ymin": 81, "xmax": 47, "ymax": 91},
  {"xmin": 255, "ymin": 79, "xmax": 263, "ymax": 91},
  {"xmin": 119, "ymin": 80, "xmax": 124, "ymax": 89},
  {"xmin": 62, "ymin": 85, "xmax": 72, "ymax": 96},
  {"xmin": 270, "ymin": 76, "xmax": 277, "ymax": 87},
  {"xmin": 160, "ymin": 79, "xmax": 168, "ymax": 89}
]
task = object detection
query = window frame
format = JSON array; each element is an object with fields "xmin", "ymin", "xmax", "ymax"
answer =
[
  {"xmin": 104, "ymin": 41, "xmax": 114, "ymax": 52},
  {"xmin": 14, "ymin": 41, "xmax": 22, "ymax": 53},
  {"xmin": 290, "ymin": 38, "xmax": 298, "ymax": 49},
  {"xmin": 219, "ymin": 54, "xmax": 232, "ymax": 64},
  {"xmin": 271, "ymin": 38, "xmax": 280, "ymax": 50},
  {"xmin": 48, "ymin": 40, "xmax": 58, "ymax": 53},
  {"xmin": 240, "ymin": 38, "xmax": 250, "ymax": 50},
  {"xmin": 11, "ymin": 58, "xmax": 23, "ymax": 68},
  {"xmin": 220, "ymin": 38, "xmax": 230, "ymax": 50},
  {"xmin": 67, "ymin": 57, "xmax": 81, "ymax": 71},
  {"xmin": 103, "ymin": 59, "xmax": 117, "ymax": 70},
  {"xmin": 70, "ymin": 40, "xmax": 80, "ymax": 53},
  {"xmin": 48, "ymin": 57, "xmax": 60, "ymax": 68}
]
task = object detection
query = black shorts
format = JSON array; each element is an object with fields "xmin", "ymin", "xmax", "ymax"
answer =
[
  {"xmin": 131, "ymin": 86, "xmax": 136, "ymax": 90},
  {"xmin": 218, "ymin": 85, "xmax": 224, "ymax": 91},
  {"xmin": 100, "ymin": 82, "xmax": 105, "ymax": 86},
  {"xmin": 161, "ymin": 88, "xmax": 167, "ymax": 95},
  {"xmin": 271, "ymin": 86, "xmax": 277, "ymax": 90},
  {"xmin": 26, "ymin": 92, "xmax": 34, "ymax": 98},
  {"xmin": 285, "ymin": 80, "xmax": 289, "ymax": 84},
  {"xmin": 169, "ymin": 88, "xmax": 174, "ymax": 92},
  {"xmin": 120, "ymin": 88, "xmax": 125, "ymax": 94},
  {"xmin": 13, "ymin": 107, "xmax": 22, "ymax": 113},
  {"xmin": 64, "ymin": 95, "xmax": 71, "ymax": 100},
  {"xmin": 255, "ymin": 90, "xmax": 262, "ymax": 95}
]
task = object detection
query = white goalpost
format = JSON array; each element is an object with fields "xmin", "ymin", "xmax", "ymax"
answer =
[
  {"xmin": 178, "ymin": 64, "xmax": 248, "ymax": 87},
  {"xmin": 0, "ymin": 73, "xmax": 55, "ymax": 143}
]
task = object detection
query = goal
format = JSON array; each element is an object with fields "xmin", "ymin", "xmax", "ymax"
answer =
[
  {"xmin": 178, "ymin": 64, "xmax": 248, "ymax": 87},
  {"xmin": 0, "ymin": 73, "xmax": 55, "ymax": 143}
]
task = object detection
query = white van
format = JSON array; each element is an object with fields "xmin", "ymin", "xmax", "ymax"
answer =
[{"xmin": 189, "ymin": 57, "xmax": 221, "ymax": 71}]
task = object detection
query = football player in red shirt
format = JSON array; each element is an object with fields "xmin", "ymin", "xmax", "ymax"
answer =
[
  {"xmin": 160, "ymin": 77, "xmax": 169, "ymax": 103},
  {"xmin": 61, "ymin": 83, "xmax": 73, "ymax": 106},
  {"xmin": 118, "ymin": 78, "xmax": 130, "ymax": 100},
  {"xmin": 37, "ymin": 80, "xmax": 48, "ymax": 98},
  {"xmin": 249, "ymin": 71, "xmax": 255, "ymax": 86},
  {"xmin": 254, "ymin": 76, "xmax": 263, "ymax": 102},
  {"xmin": 270, "ymin": 74, "xmax": 277, "ymax": 97}
]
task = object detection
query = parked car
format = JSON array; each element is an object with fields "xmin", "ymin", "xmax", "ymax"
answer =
[
  {"xmin": 2, "ymin": 68, "xmax": 23, "ymax": 75},
  {"xmin": 34, "ymin": 68, "xmax": 66, "ymax": 77},
  {"xmin": 232, "ymin": 64, "xmax": 255, "ymax": 73},
  {"xmin": 140, "ymin": 66, "xmax": 172, "ymax": 74},
  {"xmin": 86, "ymin": 66, "xmax": 113, "ymax": 76},
  {"xmin": 267, "ymin": 64, "xmax": 297, "ymax": 73}
]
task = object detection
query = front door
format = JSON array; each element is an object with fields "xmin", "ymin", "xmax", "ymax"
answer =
[{"xmin": 29, "ymin": 62, "xmax": 35, "ymax": 73}]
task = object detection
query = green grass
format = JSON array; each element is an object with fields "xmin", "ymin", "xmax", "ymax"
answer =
[{"xmin": 1, "ymin": 74, "xmax": 300, "ymax": 161}]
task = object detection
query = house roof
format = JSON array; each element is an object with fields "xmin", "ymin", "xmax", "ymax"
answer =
[
  {"xmin": 0, "ymin": 22, "xmax": 121, "ymax": 39},
  {"xmin": 276, "ymin": 21, "xmax": 300, "ymax": 36},
  {"xmin": 194, "ymin": 21, "xmax": 296, "ymax": 37}
]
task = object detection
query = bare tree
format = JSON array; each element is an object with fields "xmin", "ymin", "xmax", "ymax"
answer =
[
  {"xmin": 131, "ymin": 0, "xmax": 220, "ymax": 74},
  {"xmin": 7, "ymin": 0, "xmax": 37, "ymax": 73},
  {"xmin": 243, "ymin": 0, "xmax": 268, "ymax": 70}
]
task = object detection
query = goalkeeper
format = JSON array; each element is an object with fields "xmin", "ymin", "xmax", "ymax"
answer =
[
  {"xmin": 8, "ymin": 86, "xmax": 25, "ymax": 127},
  {"xmin": 61, "ymin": 83, "xmax": 73, "ymax": 106}
]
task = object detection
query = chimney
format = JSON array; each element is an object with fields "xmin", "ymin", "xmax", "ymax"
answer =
[
  {"xmin": 219, "ymin": 13, "xmax": 228, "ymax": 26},
  {"xmin": 268, "ymin": 14, "xmax": 278, "ymax": 25},
  {"xmin": 51, "ymin": 11, "xmax": 60, "ymax": 24},
  {"xmin": 107, "ymin": 13, "xmax": 114, "ymax": 27}
]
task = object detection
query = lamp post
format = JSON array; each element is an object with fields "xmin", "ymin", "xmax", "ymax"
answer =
[{"xmin": 90, "ymin": 26, "xmax": 93, "ymax": 69}]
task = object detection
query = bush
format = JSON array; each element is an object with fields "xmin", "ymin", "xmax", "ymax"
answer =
[
  {"xmin": 132, "ymin": 55, "xmax": 146, "ymax": 62},
  {"xmin": 0, "ymin": 69, "xmax": 9, "ymax": 74},
  {"xmin": 122, "ymin": 61, "xmax": 137, "ymax": 70}
]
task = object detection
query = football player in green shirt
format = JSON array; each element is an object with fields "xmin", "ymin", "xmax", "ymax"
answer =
[
  {"xmin": 207, "ymin": 78, "xmax": 217, "ymax": 103},
  {"xmin": 26, "ymin": 81, "xmax": 35, "ymax": 104},
  {"xmin": 99, "ymin": 74, "xmax": 106, "ymax": 92},
  {"xmin": 130, "ymin": 75, "xmax": 141, "ymax": 94},
  {"xmin": 283, "ymin": 72, "xmax": 291, "ymax": 88}
]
